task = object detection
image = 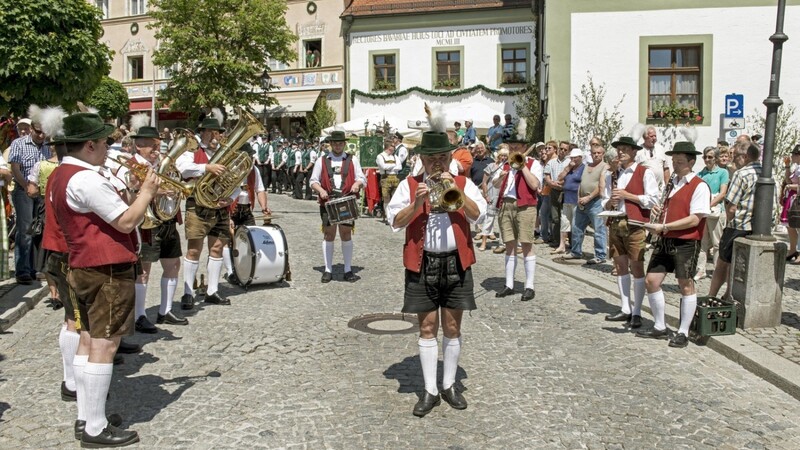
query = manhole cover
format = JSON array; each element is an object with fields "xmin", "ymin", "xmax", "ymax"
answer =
[{"xmin": 348, "ymin": 313, "xmax": 420, "ymax": 335}]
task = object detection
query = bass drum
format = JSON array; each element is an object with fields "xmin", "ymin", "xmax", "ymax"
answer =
[{"xmin": 231, "ymin": 225, "xmax": 290, "ymax": 287}]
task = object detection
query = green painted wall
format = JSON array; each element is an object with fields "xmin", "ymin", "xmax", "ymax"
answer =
[{"xmin": 545, "ymin": 0, "xmax": 800, "ymax": 140}]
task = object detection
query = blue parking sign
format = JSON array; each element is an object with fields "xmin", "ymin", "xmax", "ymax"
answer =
[{"xmin": 725, "ymin": 94, "xmax": 744, "ymax": 118}]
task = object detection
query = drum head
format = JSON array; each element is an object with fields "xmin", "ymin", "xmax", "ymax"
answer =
[
  {"xmin": 232, "ymin": 225, "xmax": 288, "ymax": 286},
  {"xmin": 231, "ymin": 227, "xmax": 255, "ymax": 285}
]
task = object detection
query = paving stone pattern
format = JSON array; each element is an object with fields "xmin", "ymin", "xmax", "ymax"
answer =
[{"xmin": 0, "ymin": 193, "xmax": 799, "ymax": 448}]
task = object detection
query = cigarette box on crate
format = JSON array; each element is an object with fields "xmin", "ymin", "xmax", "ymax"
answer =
[{"xmin": 691, "ymin": 296, "xmax": 737, "ymax": 337}]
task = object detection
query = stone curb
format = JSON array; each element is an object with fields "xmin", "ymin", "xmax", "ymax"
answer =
[
  {"xmin": 537, "ymin": 255, "xmax": 800, "ymax": 402},
  {"xmin": 0, "ymin": 284, "xmax": 49, "ymax": 333}
]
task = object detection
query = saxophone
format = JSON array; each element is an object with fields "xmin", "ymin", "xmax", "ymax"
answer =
[{"xmin": 193, "ymin": 108, "xmax": 264, "ymax": 209}]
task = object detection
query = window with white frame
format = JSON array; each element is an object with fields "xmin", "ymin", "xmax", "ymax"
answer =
[
  {"xmin": 94, "ymin": 0, "xmax": 109, "ymax": 19},
  {"xmin": 648, "ymin": 45, "xmax": 702, "ymax": 117},
  {"xmin": 435, "ymin": 50, "xmax": 461, "ymax": 89},
  {"xmin": 130, "ymin": 0, "xmax": 147, "ymax": 16},
  {"xmin": 267, "ymin": 56, "xmax": 289, "ymax": 72},
  {"xmin": 128, "ymin": 56, "xmax": 144, "ymax": 81}
]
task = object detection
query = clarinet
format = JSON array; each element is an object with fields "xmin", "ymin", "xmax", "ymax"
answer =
[
  {"xmin": 604, "ymin": 169, "xmax": 619, "ymax": 226},
  {"xmin": 646, "ymin": 175, "xmax": 676, "ymax": 247}
]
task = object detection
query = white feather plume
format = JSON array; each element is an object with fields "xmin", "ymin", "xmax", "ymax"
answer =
[
  {"xmin": 210, "ymin": 108, "xmax": 224, "ymax": 124},
  {"xmin": 629, "ymin": 123, "xmax": 646, "ymax": 143},
  {"xmin": 86, "ymin": 106, "xmax": 99, "ymax": 115},
  {"xmin": 516, "ymin": 117, "xmax": 527, "ymax": 141},
  {"xmin": 424, "ymin": 102, "xmax": 447, "ymax": 133},
  {"xmin": 129, "ymin": 113, "xmax": 150, "ymax": 134},
  {"xmin": 679, "ymin": 126, "xmax": 698, "ymax": 144},
  {"xmin": 27, "ymin": 104, "xmax": 43, "ymax": 124},
  {"xmin": 39, "ymin": 106, "xmax": 67, "ymax": 138}
]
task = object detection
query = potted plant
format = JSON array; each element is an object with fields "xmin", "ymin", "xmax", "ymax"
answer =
[
  {"xmin": 374, "ymin": 79, "xmax": 396, "ymax": 91},
  {"xmin": 651, "ymin": 102, "xmax": 702, "ymax": 123},
  {"xmin": 436, "ymin": 78, "xmax": 460, "ymax": 89}
]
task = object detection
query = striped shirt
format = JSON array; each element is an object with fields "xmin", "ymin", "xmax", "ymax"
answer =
[
  {"xmin": 725, "ymin": 162, "xmax": 762, "ymax": 231},
  {"xmin": 8, "ymin": 135, "xmax": 50, "ymax": 190}
]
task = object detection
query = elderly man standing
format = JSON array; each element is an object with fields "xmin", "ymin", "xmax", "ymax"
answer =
[
  {"xmin": 461, "ymin": 119, "xmax": 476, "ymax": 146},
  {"xmin": 636, "ymin": 126, "xmax": 670, "ymax": 189},
  {"xmin": 707, "ymin": 140, "xmax": 761, "ymax": 301},
  {"xmin": 487, "ymin": 115, "xmax": 503, "ymax": 152},
  {"xmin": 8, "ymin": 112, "xmax": 51, "ymax": 284},
  {"xmin": 556, "ymin": 148, "xmax": 587, "ymax": 260}
]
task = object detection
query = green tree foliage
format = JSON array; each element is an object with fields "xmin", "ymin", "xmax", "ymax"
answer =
[
  {"xmin": 514, "ymin": 81, "xmax": 544, "ymax": 143},
  {"xmin": 568, "ymin": 73, "xmax": 625, "ymax": 148},
  {"xmin": 150, "ymin": 0, "xmax": 296, "ymax": 118},
  {"xmin": 0, "ymin": 0, "xmax": 111, "ymax": 116},
  {"xmin": 305, "ymin": 96, "xmax": 336, "ymax": 141},
  {"xmin": 86, "ymin": 77, "xmax": 129, "ymax": 121}
]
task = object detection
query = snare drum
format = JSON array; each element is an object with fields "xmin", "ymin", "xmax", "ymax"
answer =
[
  {"xmin": 230, "ymin": 224, "xmax": 290, "ymax": 287},
  {"xmin": 324, "ymin": 195, "xmax": 359, "ymax": 225}
]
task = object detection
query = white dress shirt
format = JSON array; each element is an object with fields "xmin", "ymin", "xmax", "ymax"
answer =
[
  {"xmin": 376, "ymin": 152, "xmax": 398, "ymax": 175},
  {"xmin": 493, "ymin": 158, "xmax": 544, "ymax": 200},
  {"xmin": 612, "ymin": 162, "xmax": 660, "ymax": 213},
  {"xmin": 309, "ymin": 152, "xmax": 366, "ymax": 191},
  {"xmin": 665, "ymin": 172, "xmax": 711, "ymax": 218}
]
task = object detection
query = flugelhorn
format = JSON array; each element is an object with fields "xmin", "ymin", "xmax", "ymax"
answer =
[
  {"xmin": 426, "ymin": 164, "xmax": 464, "ymax": 212},
  {"xmin": 113, "ymin": 155, "xmax": 193, "ymax": 197}
]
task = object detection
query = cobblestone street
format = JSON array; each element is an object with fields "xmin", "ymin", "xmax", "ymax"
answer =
[{"xmin": 1, "ymin": 193, "xmax": 800, "ymax": 449}]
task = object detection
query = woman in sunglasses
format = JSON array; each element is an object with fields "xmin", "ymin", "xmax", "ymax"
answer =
[{"xmin": 694, "ymin": 146, "xmax": 730, "ymax": 279}]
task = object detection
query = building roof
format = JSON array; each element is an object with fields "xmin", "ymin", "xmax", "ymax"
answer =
[{"xmin": 342, "ymin": 0, "xmax": 531, "ymax": 17}]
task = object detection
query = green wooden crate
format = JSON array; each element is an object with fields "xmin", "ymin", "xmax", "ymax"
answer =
[{"xmin": 691, "ymin": 297, "xmax": 737, "ymax": 337}]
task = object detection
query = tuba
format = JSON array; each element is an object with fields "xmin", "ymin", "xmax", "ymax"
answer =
[
  {"xmin": 193, "ymin": 108, "xmax": 264, "ymax": 209},
  {"xmin": 426, "ymin": 164, "xmax": 464, "ymax": 212}
]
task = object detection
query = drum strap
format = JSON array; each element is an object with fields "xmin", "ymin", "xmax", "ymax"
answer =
[{"xmin": 323, "ymin": 155, "xmax": 350, "ymax": 195}]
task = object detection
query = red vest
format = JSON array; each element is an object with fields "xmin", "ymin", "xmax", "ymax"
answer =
[
  {"xmin": 317, "ymin": 155, "xmax": 357, "ymax": 205},
  {"xmin": 664, "ymin": 176, "xmax": 707, "ymax": 241},
  {"xmin": 194, "ymin": 149, "xmax": 209, "ymax": 164},
  {"xmin": 229, "ymin": 169, "xmax": 257, "ymax": 213},
  {"xmin": 42, "ymin": 167, "xmax": 68, "ymax": 253},
  {"xmin": 623, "ymin": 164, "xmax": 652, "ymax": 222},
  {"xmin": 496, "ymin": 158, "xmax": 538, "ymax": 208},
  {"xmin": 402, "ymin": 175, "xmax": 475, "ymax": 273},
  {"xmin": 50, "ymin": 164, "xmax": 138, "ymax": 268}
]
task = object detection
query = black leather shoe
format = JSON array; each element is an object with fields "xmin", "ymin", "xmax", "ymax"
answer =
[
  {"xmin": 605, "ymin": 311, "xmax": 631, "ymax": 322},
  {"xmin": 440, "ymin": 386, "xmax": 467, "ymax": 410},
  {"xmin": 80, "ymin": 424, "xmax": 139, "ymax": 448},
  {"xmin": 205, "ymin": 293, "xmax": 231, "ymax": 305},
  {"xmin": 520, "ymin": 288, "xmax": 535, "ymax": 302},
  {"xmin": 117, "ymin": 340, "xmax": 141, "ymax": 354},
  {"xmin": 15, "ymin": 274, "xmax": 33, "ymax": 285},
  {"xmin": 495, "ymin": 287, "xmax": 514, "ymax": 298},
  {"xmin": 113, "ymin": 354, "xmax": 124, "ymax": 365},
  {"xmin": 629, "ymin": 315, "xmax": 642, "ymax": 329},
  {"xmin": 134, "ymin": 316, "xmax": 157, "ymax": 334},
  {"xmin": 181, "ymin": 294, "xmax": 194, "ymax": 311},
  {"xmin": 412, "ymin": 391, "xmax": 441, "ymax": 417},
  {"xmin": 343, "ymin": 271, "xmax": 356, "ymax": 282},
  {"xmin": 669, "ymin": 332, "xmax": 689, "ymax": 348},
  {"xmin": 225, "ymin": 272, "xmax": 241, "ymax": 286},
  {"xmin": 321, "ymin": 271, "xmax": 332, "ymax": 283},
  {"xmin": 74, "ymin": 414, "xmax": 123, "ymax": 440},
  {"xmin": 636, "ymin": 327, "xmax": 669, "ymax": 340},
  {"xmin": 61, "ymin": 381, "xmax": 76, "ymax": 402},
  {"xmin": 157, "ymin": 311, "xmax": 188, "ymax": 325}
]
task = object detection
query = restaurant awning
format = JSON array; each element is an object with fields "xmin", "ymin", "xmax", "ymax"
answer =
[{"xmin": 262, "ymin": 91, "xmax": 321, "ymax": 117}]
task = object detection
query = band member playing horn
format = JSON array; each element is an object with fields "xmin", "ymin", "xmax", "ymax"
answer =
[
  {"xmin": 603, "ymin": 136, "xmax": 660, "ymax": 328},
  {"xmin": 387, "ymin": 130, "xmax": 486, "ymax": 417},
  {"xmin": 175, "ymin": 112, "xmax": 235, "ymax": 309},
  {"xmin": 492, "ymin": 139, "xmax": 543, "ymax": 301},
  {"xmin": 309, "ymin": 130, "xmax": 366, "ymax": 283},
  {"xmin": 637, "ymin": 141, "xmax": 709, "ymax": 347},
  {"xmin": 51, "ymin": 112, "xmax": 159, "ymax": 447},
  {"xmin": 123, "ymin": 125, "xmax": 188, "ymax": 330}
]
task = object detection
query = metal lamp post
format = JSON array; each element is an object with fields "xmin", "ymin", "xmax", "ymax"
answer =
[{"xmin": 260, "ymin": 69, "xmax": 272, "ymax": 127}]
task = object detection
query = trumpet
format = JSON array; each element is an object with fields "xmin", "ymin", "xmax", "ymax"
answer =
[
  {"xmin": 426, "ymin": 164, "xmax": 464, "ymax": 212},
  {"xmin": 113, "ymin": 155, "xmax": 193, "ymax": 197},
  {"xmin": 509, "ymin": 144, "xmax": 537, "ymax": 170}
]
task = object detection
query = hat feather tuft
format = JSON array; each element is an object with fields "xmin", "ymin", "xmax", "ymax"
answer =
[
  {"xmin": 424, "ymin": 102, "xmax": 447, "ymax": 134},
  {"xmin": 516, "ymin": 118, "xmax": 527, "ymax": 141},
  {"xmin": 210, "ymin": 108, "xmax": 224, "ymax": 124},
  {"xmin": 39, "ymin": 106, "xmax": 67, "ymax": 138},
  {"xmin": 129, "ymin": 113, "xmax": 150, "ymax": 134},
  {"xmin": 679, "ymin": 126, "xmax": 698, "ymax": 144},
  {"xmin": 629, "ymin": 123, "xmax": 646, "ymax": 143},
  {"xmin": 27, "ymin": 104, "xmax": 43, "ymax": 124}
]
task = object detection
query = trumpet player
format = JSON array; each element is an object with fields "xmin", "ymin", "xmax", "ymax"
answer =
[
  {"xmin": 492, "ymin": 140, "xmax": 543, "ymax": 301},
  {"xmin": 122, "ymin": 126, "xmax": 188, "ymax": 330},
  {"xmin": 175, "ymin": 114, "xmax": 235, "ymax": 309},
  {"xmin": 386, "ymin": 130, "xmax": 486, "ymax": 417},
  {"xmin": 638, "ymin": 142, "xmax": 709, "ymax": 347},
  {"xmin": 604, "ymin": 136, "xmax": 659, "ymax": 328}
]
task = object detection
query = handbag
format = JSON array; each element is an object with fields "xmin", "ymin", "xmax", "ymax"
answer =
[{"xmin": 788, "ymin": 195, "xmax": 800, "ymax": 228}]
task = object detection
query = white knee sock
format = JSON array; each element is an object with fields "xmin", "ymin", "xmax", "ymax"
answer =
[
  {"xmin": 524, "ymin": 256, "xmax": 536, "ymax": 289},
  {"xmin": 206, "ymin": 257, "xmax": 223, "ymax": 296},
  {"xmin": 134, "ymin": 283, "xmax": 147, "ymax": 319},
  {"xmin": 341, "ymin": 240, "xmax": 353, "ymax": 272},
  {"xmin": 679, "ymin": 294, "xmax": 698, "ymax": 335},
  {"xmin": 442, "ymin": 336, "xmax": 462, "ymax": 390},
  {"xmin": 323, "ymin": 241, "xmax": 334, "ymax": 273},
  {"xmin": 59, "ymin": 326, "xmax": 80, "ymax": 391},
  {"xmin": 647, "ymin": 290, "xmax": 667, "ymax": 331},
  {"xmin": 418, "ymin": 337, "xmax": 439, "ymax": 396},
  {"xmin": 160, "ymin": 278, "xmax": 177, "ymax": 315},
  {"xmin": 617, "ymin": 274, "xmax": 631, "ymax": 314},
  {"xmin": 632, "ymin": 277, "xmax": 646, "ymax": 316},
  {"xmin": 83, "ymin": 362, "xmax": 113, "ymax": 437},
  {"xmin": 73, "ymin": 354, "xmax": 88, "ymax": 421},
  {"xmin": 183, "ymin": 258, "xmax": 199, "ymax": 296},
  {"xmin": 222, "ymin": 246, "xmax": 233, "ymax": 275},
  {"xmin": 504, "ymin": 255, "xmax": 516, "ymax": 289}
]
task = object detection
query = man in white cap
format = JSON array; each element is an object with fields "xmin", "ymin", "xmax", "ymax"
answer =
[
  {"xmin": 461, "ymin": 119, "xmax": 476, "ymax": 146},
  {"xmin": 16, "ymin": 118, "xmax": 32, "ymax": 137}
]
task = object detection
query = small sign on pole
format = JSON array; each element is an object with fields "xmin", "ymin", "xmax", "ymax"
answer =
[{"xmin": 725, "ymin": 94, "xmax": 744, "ymax": 118}]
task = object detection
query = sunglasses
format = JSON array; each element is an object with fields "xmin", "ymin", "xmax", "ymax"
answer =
[{"xmin": 704, "ymin": 155, "xmax": 715, "ymax": 159}]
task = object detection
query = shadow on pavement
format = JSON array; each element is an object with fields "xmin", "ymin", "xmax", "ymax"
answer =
[
  {"xmin": 479, "ymin": 277, "xmax": 524, "ymax": 294},
  {"xmin": 383, "ymin": 355, "xmax": 468, "ymax": 398},
  {"xmin": 782, "ymin": 311, "xmax": 800, "ymax": 332},
  {"xmin": 577, "ymin": 297, "xmax": 616, "ymax": 316},
  {"xmin": 0, "ymin": 401, "xmax": 9, "ymax": 423},
  {"xmin": 311, "ymin": 264, "xmax": 364, "ymax": 276}
]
